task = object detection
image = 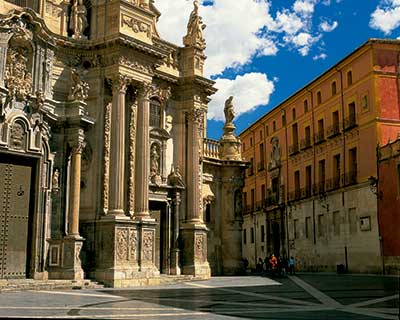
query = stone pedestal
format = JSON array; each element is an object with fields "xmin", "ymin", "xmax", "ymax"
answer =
[
  {"xmin": 94, "ymin": 216, "xmax": 160, "ymax": 287},
  {"xmin": 219, "ymin": 123, "xmax": 242, "ymax": 161},
  {"xmin": 181, "ymin": 223, "xmax": 211, "ymax": 278},
  {"xmin": 170, "ymin": 248, "xmax": 181, "ymax": 275}
]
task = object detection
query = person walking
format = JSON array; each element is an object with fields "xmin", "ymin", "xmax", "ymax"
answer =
[{"xmin": 289, "ymin": 256, "xmax": 295, "ymax": 275}]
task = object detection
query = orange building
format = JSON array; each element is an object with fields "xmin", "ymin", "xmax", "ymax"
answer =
[{"xmin": 240, "ymin": 39, "xmax": 400, "ymax": 273}]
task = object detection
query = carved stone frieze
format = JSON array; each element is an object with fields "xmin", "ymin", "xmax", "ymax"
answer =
[
  {"xmin": 103, "ymin": 101, "xmax": 112, "ymax": 213},
  {"xmin": 5, "ymin": 48, "xmax": 32, "ymax": 102},
  {"xmin": 119, "ymin": 56, "xmax": 154, "ymax": 75},
  {"xmin": 116, "ymin": 228, "xmax": 129, "ymax": 261},
  {"xmin": 142, "ymin": 230, "xmax": 154, "ymax": 262},
  {"xmin": 128, "ymin": 103, "xmax": 137, "ymax": 214},
  {"xmin": 121, "ymin": 14, "xmax": 152, "ymax": 38}
]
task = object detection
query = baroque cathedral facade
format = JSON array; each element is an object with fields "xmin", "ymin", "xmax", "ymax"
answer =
[{"xmin": 0, "ymin": 0, "xmax": 246, "ymax": 287}]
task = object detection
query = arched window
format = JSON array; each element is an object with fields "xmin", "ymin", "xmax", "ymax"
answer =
[{"xmin": 150, "ymin": 99, "xmax": 162, "ymax": 127}]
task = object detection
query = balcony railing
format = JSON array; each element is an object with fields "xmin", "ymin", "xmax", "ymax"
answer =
[
  {"xmin": 203, "ymin": 138, "xmax": 220, "ymax": 160},
  {"xmin": 344, "ymin": 170, "xmax": 357, "ymax": 186},
  {"xmin": 289, "ymin": 189, "xmax": 302, "ymax": 201},
  {"xmin": 344, "ymin": 116, "xmax": 357, "ymax": 131},
  {"xmin": 326, "ymin": 175, "xmax": 342, "ymax": 191},
  {"xmin": 289, "ymin": 143, "xmax": 300, "ymax": 155},
  {"xmin": 257, "ymin": 161, "xmax": 265, "ymax": 172},
  {"xmin": 313, "ymin": 182, "xmax": 326, "ymax": 194},
  {"xmin": 327, "ymin": 123, "xmax": 341, "ymax": 138},
  {"xmin": 300, "ymin": 138, "xmax": 312, "ymax": 150},
  {"xmin": 314, "ymin": 132, "xmax": 326, "ymax": 144}
]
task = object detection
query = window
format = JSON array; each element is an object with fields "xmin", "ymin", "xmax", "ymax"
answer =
[
  {"xmin": 250, "ymin": 137, "xmax": 253, "ymax": 147},
  {"xmin": 333, "ymin": 154, "xmax": 341, "ymax": 188},
  {"xmin": 292, "ymin": 123, "xmax": 298, "ymax": 146},
  {"xmin": 317, "ymin": 91, "xmax": 322, "ymax": 105},
  {"xmin": 261, "ymin": 184, "xmax": 266, "ymax": 202},
  {"xmin": 349, "ymin": 147, "xmax": 357, "ymax": 173},
  {"xmin": 306, "ymin": 165, "xmax": 312, "ymax": 196},
  {"xmin": 331, "ymin": 81, "xmax": 337, "ymax": 96},
  {"xmin": 332, "ymin": 110, "xmax": 339, "ymax": 133},
  {"xmin": 242, "ymin": 143, "xmax": 246, "ymax": 152},
  {"xmin": 150, "ymin": 99, "xmax": 162, "ymax": 127},
  {"xmin": 261, "ymin": 225, "xmax": 265, "ymax": 242},
  {"xmin": 360, "ymin": 216, "xmax": 371, "ymax": 231},
  {"xmin": 251, "ymin": 188, "xmax": 255, "ymax": 210},
  {"xmin": 305, "ymin": 126, "xmax": 311, "ymax": 145},
  {"xmin": 294, "ymin": 219, "xmax": 299, "ymax": 239},
  {"xmin": 292, "ymin": 108, "xmax": 296, "ymax": 121},
  {"xmin": 318, "ymin": 214, "xmax": 325, "ymax": 237},
  {"xmin": 249, "ymin": 157, "xmax": 254, "ymax": 176},
  {"xmin": 273, "ymin": 121, "xmax": 276, "ymax": 132},
  {"xmin": 243, "ymin": 229, "xmax": 247, "ymax": 244},
  {"xmin": 260, "ymin": 130, "xmax": 263, "ymax": 141},
  {"xmin": 305, "ymin": 217, "xmax": 311, "ymax": 239},
  {"xmin": 348, "ymin": 102, "xmax": 356, "ymax": 126},
  {"xmin": 266, "ymin": 125, "xmax": 269, "ymax": 136},
  {"xmin": 347, "ymin": 70, "xmax": 353, "ymax": 86},
  {"xmin": 319, "ymin": 159, "xmax": 326, "ymax": 191},
  {"xmin": 333, "ymin": 211, "xmax": 341, "ymax": 236},
  {"xmin": 282, "ymin": 114, "xmax": 286, "ymax": 126},
  {"xmin": 304, "ymin": 99, "xmax": 309, "ymax": 113},
  {"xmin": 251, "ymin": 227, "xmax": 255, "ymax": 243},
  {"xmin": 294, "ymin": 170, "xmax": 300, "ymax": 194},
  {"xmin": 317, "ymin": 118, "xmax": 325, "ymax": 142},
  {"xmin": 259, "ymin": 143, "xmax": 265, "ymax": 170},
  {"xmin": 205, "ymin": 203, "xmax": 211, "ymax": 223}
]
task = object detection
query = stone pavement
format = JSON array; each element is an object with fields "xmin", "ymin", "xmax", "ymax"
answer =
[{"xmin": 0, "ymin": 274, "xmax": 398, "ymax": 319}]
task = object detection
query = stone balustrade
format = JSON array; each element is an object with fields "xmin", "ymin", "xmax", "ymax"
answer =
[{"xmin": 203, "ymin": 138, "xmax": 220, "ymax": 160}]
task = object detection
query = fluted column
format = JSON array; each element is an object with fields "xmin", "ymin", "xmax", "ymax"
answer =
[
  {"xmin": 108, "ymin": 76, "xmax": 128, "ymax": 216},
  {"xmin": 135, "ymin": 83, "xmax": 151, "ymax": 219},
  {"xmin": 68, "ymin": 140, "xmax": 85, "ymax": 237}
]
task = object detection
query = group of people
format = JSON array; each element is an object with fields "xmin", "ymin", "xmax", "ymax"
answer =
[{"xmin": 255, "ymin": 255, "xmax": 296, "ymax": 277}]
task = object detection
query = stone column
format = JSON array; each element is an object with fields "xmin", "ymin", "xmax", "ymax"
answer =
[
  {"xmin": 171, "ymin": 191, "xmax": 181, "ymax": 275},
  {"xmin": 134, "ymin": 84, "xmax": 151, "ymax": 219},
  {"xmin": 68, "ymin": 140, "xmax": 85, "ymax": 237},
  {"xmin": 108, "ymin": 76, "xmax": 128, "ymax": 216}
]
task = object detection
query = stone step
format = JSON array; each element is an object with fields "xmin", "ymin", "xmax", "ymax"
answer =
[
  {"xmin": 0, "ymin": 279, "xmax": 104, "ymax": 292},
  {"xmin": 159, "ymin": 274, "xmax": 195, "ymax": 285}
]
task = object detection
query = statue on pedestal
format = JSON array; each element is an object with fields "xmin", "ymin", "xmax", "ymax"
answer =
[
  {"xmin": 69, "ymin": 0, "xmax": 88, "ymax": 40},
  {"xmin": 183, "ymin": 0, "xmax": 206, "ymax": 49}
]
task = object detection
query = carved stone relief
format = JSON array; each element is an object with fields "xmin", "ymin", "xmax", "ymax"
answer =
[
  {"xmin": 142, "ymin": 230, "xmax": 154, "ymax": 262},
  {"xmin": 10, "ymin": 121, "xmax": 25, "ymax": 150},
  {"xmin": 5, "ymin": 48, "xmax": 32, "ymax": 102},
  {"xmin": 116, "ymin": 228, "xmax": 129, "ymax": 261},
  {"xmin": 128, "ymin": 103, "xmax": 137, "ymax": 214},
  {"xmin": 121, "ymin": 14, "xmax": 152, "ymax": 38},
  {"xmin": 103, "ymin": 101, "xmax": 111, "ymax": 213},
  {"xmin": 194, "ymin": 233, "xmax": 205, "ymax": 262}
]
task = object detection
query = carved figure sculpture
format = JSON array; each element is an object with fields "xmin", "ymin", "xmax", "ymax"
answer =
[
  {"xmin": 224, "ymin": 96, "xmax": 235, "ymax": 125},
  {"xmin": 269, "ymin": 136, "xmax": 281, "ymax": 169},
  {"xmin": 184, "ymin": 0, "xmax": 206, "ymax": 49},
  {"xmin": 70, "ymin": 0, "xmax": 87, "ymax": 40},
  {"xmin": 52, "ymin": 168, "xmax": 60, "ymax": 192},
  {"xmin": 69, "ymin": 68, "xmax": 89, "ymax": 102},
  {"xmin": 150, "ymin": 144, "xmax": 160, "ymax": 176}
]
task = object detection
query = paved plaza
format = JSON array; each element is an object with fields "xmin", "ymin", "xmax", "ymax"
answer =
[{"xmin": 0, "ymin": 274, "xmax": 398, "ymax": 319}]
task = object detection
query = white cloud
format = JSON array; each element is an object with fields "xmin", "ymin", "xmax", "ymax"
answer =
[
  {"xmin": 293, "ymin": 0, "xmax": 316, "ymax": 15},
  {"xmin": 370, "ymin": 0, "xmax": 400, "ymax": 34},
  {"xmin": 320, "ymin": 20, "xmax": 338, "ymax": 32},
  {"xmin": 313, "ymin": 53, "xmax": 328, "ymax": 60},
  {"xmin": 207, "ymin": 73, "xmax": 275, "ymax": 121}
]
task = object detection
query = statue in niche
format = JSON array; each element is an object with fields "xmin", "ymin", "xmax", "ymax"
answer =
[
  {"xmin": 184, "ymin": 0, "xmax": 206, "ymax": 49},
  {"xmin": 52, "ymin": 168, "xmax": 60, "ymax": 192},
  {"xmin": 269, "ymin": 136, "xmax": 281, "ymax": 170},
  {"xmin": 150, "ymin": 144, "xmax": 161, "ymax": 183},
  {"xmin": 10, "ymin": 122, "xmax": 25, "ymax": 149},
  {"xmin": 68, "ymin": 68, "xmax": 89, "ymax": 102},
  {"xmin": 224, "ymin": 96, "xmax": 235, "ymax": 126},
  {"xmin": 69, "ymin": 0, "xmax": 88, "ymax": 40}
]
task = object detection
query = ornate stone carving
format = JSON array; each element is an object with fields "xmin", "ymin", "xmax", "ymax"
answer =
[
  {"xmin": 103, "ymin": 101, "xmax": 112, "ymax": 213},
  {"xmin": 129, "ymin": 229, "xmax": 138, "ymax": 261},
  {"xmin": 121, "ymin": 14, "xmax": 151, "ymax": 38},
  {"xmin": 69, "ymin": 0, "xmax": 88, "ymax": 40},
  {"xmin": 168, "ymin": 166, "xmax": 185, "ymax": 188},
  {"xmin": 150, "ymin": 143, "xmax": 160, "ymax": 176},
  {"xmin": 183, "ymin": 0, "xmax": 206, "ymax": 49},
  {"xmin": 10, "ymin": 122, "xmax": 25, "ymax": 149},
  {"xmin": 142, "ymin": 230, "xmax": 154, "ymax": 262},
  {"xmin": 128, "ymin": 103, "xmax": 137, "ymax": 214},
  {"xmin": 71, "ymin": 141, "xmax": 86, "ymax": 155},
  {"xmin": 195, "ymin": 234, "xmax": 204, "ymax": 261},
  {"xmin": 75, "ymin": 242, "xmax": 82, "ymax": 264},
  {"xmin": 110, "ymin": 75, "xmax": 129, "ymax": 94},
  {"xmin": 119, "ymin": 57, "xmax": 154, "ymax": 75},
  {"xmin": 52, "ymin": 168, "xmax": 60, "ymax": 193},
  {"xmin": 116, "ymin": 228, "xmax": 129, "ymax": 261},
  {"xmin": 68, "ymin": 68, "xmax": 89, "ymax": 102},
  {"xmin": 5, "ymin": 48, "xmax": 32, "ymax": 102},
  {"xmin": 186, "ymin": 108, "xmax": 205, "ymax": 126}
]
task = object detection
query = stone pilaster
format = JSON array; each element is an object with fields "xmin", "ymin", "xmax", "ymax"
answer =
[
  {"xmin": 170, "ymin": 191, "xmax": 181, "ymax": 275},
  {"xmin": 181, "ymin": 107, "xmax": 210, "ymax": 278},
  {"xmin": 108, "ymin": 76, "xmax": 128, "ymax": 216}
]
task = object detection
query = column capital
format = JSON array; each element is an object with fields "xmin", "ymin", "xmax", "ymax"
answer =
[
  {"xmin": 71, "ymin": 140, "xmax": 86, "ymax": 155},
  {"xmin": 137, "ymin": 83, "xmax": 171, "ymax": 104},
  {"xmin": 109, "ymin": 75, "xmax": 130, "ymax": 94},
  {"xmin": 186, "ymin": 107, "xmax": 205, "ymax": 126}
]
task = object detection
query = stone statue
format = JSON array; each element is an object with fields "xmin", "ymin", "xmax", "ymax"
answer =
[
  {"xmin": 183, "ymin": 0, "xmax": 206, "ymax": 49},
  {"xmin": 269, "ymin": 136, "xmax": 281, "ymax": 170},
  {"xmin": 150, "ymin": 144, "xmax": 160, "ymax": 176},
  {"xmin": 224, "ymin": 96, "xmax": 235, "ymax": 126},
  {"xmin": 52, "ymin": 168, "xmax": 60, "ymax": 192},
  {"xmin": 69, "ymin": 0, "xmax": 87, "ymax": 40},
  {"xmin": 68, "ymin": 68, "xmax": 89, "ymax": 102},
  {"xmin": 168, "ymin": 165, "xmax": 185, "ymax": 188}
]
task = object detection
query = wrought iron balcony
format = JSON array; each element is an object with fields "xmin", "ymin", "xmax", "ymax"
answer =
[
  {"xmin": 344, "ymin": 116, "xmax": 357, "ymax": 131},
  {"xmin": 313, "ymin": 182, "xmax": 326, "ymax": 194},
  {"xmin": 314, "ymin": 132, "xmax": 326, "ymax": 144},
  {"xmin": 344, "ymin": 170, "xmax": 357, "ymax": 186},
  {"xmin": 326, "ymin": 175, "xmax": 342, "ymax": 191},
  {"xmin": 327, "ymin": 123, "xmax": 341, "ymax": 138},
  {"xmin": 300, "ymin": 138, "xmax": 312, "ymax": 150},
  {"xmin": 289, "ymin": 143, "xmax": 300, "ymax": 155},
  {"xmin": 257, "ymin": 161, "xmax": 265, "ymax": 172}
]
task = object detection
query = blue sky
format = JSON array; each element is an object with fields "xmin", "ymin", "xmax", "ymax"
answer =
[{"xmin": 156, "ymin": 0, "xmax": 400, "ymax": 140}]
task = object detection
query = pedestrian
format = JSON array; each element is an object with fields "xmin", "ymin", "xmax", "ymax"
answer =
[
  {"xmin": 289, "ymin": 256, "xmax": 295, "ymax": 275},
  {"xmin": 256, "ymin": 258, "xmax": 263, "ymax": 273},
  {"xmin": 269, "ymin": 254, "xmax": 278, "ymax": 276},
  {"xmin": 281, "ymin": 256, "xmax": 288, "ymax": 277}
]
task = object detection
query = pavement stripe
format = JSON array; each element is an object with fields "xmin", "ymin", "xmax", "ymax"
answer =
[
  {"xmin": 0, "ymin": 307, "xmax": 183, "ymax": 311},
  {"xmin": 342, "ymin": 307, "xmax": 399, "ymax": 320},
  {"xmin": 365, "ymin": 308, "xmax": 400, "ymax": 315},
  {"xmin": 2, "ymin": 313, "xmax": 210, "ymax": 319},
  {"xmin": 349, "ymin": 294, "xmax": 400, "ymax": 308},
  {"xmin": 31, "ymin": 290, "xmax": 123, "ymax": 299},
  {"xmin": 289, "ymin": 276, "xmax": 342, "ymax": 307},
  {"xmin": 187, "ymin": 281, "xmax": 318, "ymax": 306}
]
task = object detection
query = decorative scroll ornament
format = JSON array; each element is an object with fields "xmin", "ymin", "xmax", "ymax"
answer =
[
  {"xmin": 68, "ymin": 68, "xmax": 89, "ymax": 102},
  {"xmin": 183, "ymin": 0, "xmax": 206, "ymax": 49},
  {"xmin": 5, "ymin": 48, "xmax": 32, "ymax": 102}
]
